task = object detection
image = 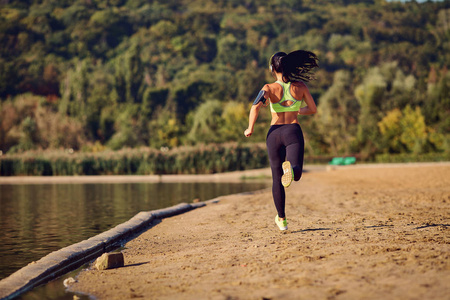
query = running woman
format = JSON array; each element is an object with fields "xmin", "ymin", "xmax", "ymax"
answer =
[{"xmin": 244, "ymin": 50, "xmax": 318, "ymax": 231}]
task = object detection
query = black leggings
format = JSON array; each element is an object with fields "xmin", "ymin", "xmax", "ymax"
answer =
[{"xmin": 266, "ymin": 124, "xmax": 304, "ymax": 219}]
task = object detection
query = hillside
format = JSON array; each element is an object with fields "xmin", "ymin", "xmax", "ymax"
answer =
[{"xmin": 0, "ymin": 0, "xmax": 449, "ymax": 159}]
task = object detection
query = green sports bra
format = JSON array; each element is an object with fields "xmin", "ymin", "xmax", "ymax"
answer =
[{"xmin": 270, "ymin": 81, "xmax": 303, "ymax": 113}]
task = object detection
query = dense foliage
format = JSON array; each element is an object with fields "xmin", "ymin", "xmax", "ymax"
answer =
[{"xmin": 1, "ymin": 0, "xmax": 449, "ymax": 161}]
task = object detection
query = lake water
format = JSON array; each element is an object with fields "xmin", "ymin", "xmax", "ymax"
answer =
[{"xmin": 0, "ymin": 181, "xmax": 268, "ymax": 282}]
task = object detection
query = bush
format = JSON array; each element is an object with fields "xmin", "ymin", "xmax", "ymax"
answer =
[
  {"xmin": 0, "ymin": 143, "xmax": 270, "ymax": 176},
  {"xmin": 375, "ymin": 152, "xmax": 450, "ymax": 163}
]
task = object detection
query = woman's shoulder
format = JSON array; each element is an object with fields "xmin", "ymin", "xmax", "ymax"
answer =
[
  {"xmin": 263, "ymin": 82, "xmax": 281, "ymax": 91},
  {"xmin": 291, "ymin": 81, "xmax": 307, "ymax": 87},
  {"xmin": 291, "ymin": 81, "xmax": 308, "ymax": 92}
]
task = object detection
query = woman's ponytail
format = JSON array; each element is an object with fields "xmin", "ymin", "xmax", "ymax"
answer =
[{"xmin": 280, "ymin": 50, "xmax": 319, "ymax": 83}]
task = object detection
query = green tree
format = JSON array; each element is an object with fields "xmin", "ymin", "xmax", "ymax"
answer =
[
  {"xmin": 187, "ymin": 100, "xmax": 224, "ymax": 144},
  {"xmin": 236, "ymin": 64, "xmax": 266, "ymax": 102},
  {"xmin": 34, "ymin": 104, "xmax": 87, "ymax": 150},
  {"xmin": 99, "ymin": 106, "xmax": 116, "ymax": 143},
  {"xmin": 124, "ymin": 43, "xmax": 144, "ymax": 103},
  {"xmin": 216, "ymin": 34, "xmax": 257, "ymax": 70},
  {"xmin": 424, "ymin": 69, "xmax": 450, "ymax": 134},
  {"xmin": 59, "ymin": 58, "xmax": 89, "ymax": 118},
  {"xmin": 149, "ymin": 109, "xmax": 183, "ymax": 149},
  {"xmin": 14, "ymin": 116, "xmax": 37, "ymax": 152},
  {"xmin": 354, "ymin": 66, "xmax": 386, "ymax": 157},
  {"xmin": 400, "ymin": 105, "xmax": 428, "ymax": 154},
  {"xmin": 0, "ymin": 95, "xmax": 38, "ymax": 152},
  {"xmin": 220, "ymin": 101, "xmax": 248, "ymax": 142},
  {"xmin": 171, "ymin": 80, "xmax": 213, "ymax": 120},
  {"xmin": 378, "ymin": 105, "xmax": 444, "ymax": 154},
  {"xmin": 107, "ymin": 105, "xmax": 140, "ymax": 150},
  {"xmin": 317, "ymin": 70, "xmax": 358, "ymax": 155},
  {"xmin": 377, "ymin": 108, "xmax": 403, "ymax": 153},
  {"xmin": 113, "ymin": 43, "xmax": 144, "ymax": 104},
  {"xmin": 0, "ymin": 100, "xmax": 18, "ymax": 151}
]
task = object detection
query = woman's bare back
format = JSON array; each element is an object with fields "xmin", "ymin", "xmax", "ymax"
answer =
[{"xmin": 264, "ymin": 81, "xmax": 308, "ymax": 125}]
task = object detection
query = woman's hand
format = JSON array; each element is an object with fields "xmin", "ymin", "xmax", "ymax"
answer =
[{"xmin": 244, "ymin": 128, "xmax": 253, "ymax": 137}]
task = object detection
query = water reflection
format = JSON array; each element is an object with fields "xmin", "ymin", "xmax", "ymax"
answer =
[{"xmin": 0, "ymin": 181, "xmax": 268, "ymax": 280}]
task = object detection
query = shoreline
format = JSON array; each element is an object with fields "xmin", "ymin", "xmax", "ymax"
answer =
[
  {"xmin": 67, "ymin": 162, "xmax": 450, "ymax": 300},
  {"xmin": 1, "ymin": 162, "xmax": 447, "ymax": 185},
  {"xmin": 0, "ymin": 166, "xmax": 280, "ymax": 299},
  {"xmin": 0, "ymin": 202, "xmax": 212, "ymax": 300},
  {"xmin": 0, "ymin": 167, "xmax": 275, "ymax": 185}
]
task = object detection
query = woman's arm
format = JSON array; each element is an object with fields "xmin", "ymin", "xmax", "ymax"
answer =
[
  {"xmin": 244, "ymin": 102, "xmax": 263, "ymax": 137},
  {"xmin": 244, "ymin": 86, "xmax": 269, "ymax": 137},
  {"xmin": 298, "ymin": 83, "xmax": 317, "ymax": 115}
]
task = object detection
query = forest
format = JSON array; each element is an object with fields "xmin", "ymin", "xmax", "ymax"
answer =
[{"xmin": 0, "ymin": 0, "xmax": 449, "ymax": 165}]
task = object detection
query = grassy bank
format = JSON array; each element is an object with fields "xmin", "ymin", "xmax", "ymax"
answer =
[
  {"xmin": 1, "ymin": 143, "xmax": 448, "ymax": 176},
  {"xmin": 0, "ymin": 144, "xmax": 269, "ymax": 176},
  {"xmin": 375, "ymin": 152, "xmax": 450, "ymax": 163}
]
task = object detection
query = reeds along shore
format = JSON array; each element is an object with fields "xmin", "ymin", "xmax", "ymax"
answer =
[
  {"xmin": 0, "ymin": 143, "xmax": 269, "ymax": 176},
  {"xmin": 2, "ymin": 142, "xmax": 449, "ymax": 176}
]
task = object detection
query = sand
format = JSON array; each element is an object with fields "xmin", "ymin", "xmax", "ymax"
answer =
[{"xmin": 68, "ymin": 163, "xmax": 450, "ymax": 300}]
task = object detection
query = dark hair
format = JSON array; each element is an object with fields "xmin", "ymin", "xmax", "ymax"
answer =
[
  {"xmin": 270, "ymin": 52, "xmax": 287, "ymax": 73},
  {"xmin": 270, "ymin": 50, "xmax": 319, "ymax": 83}
]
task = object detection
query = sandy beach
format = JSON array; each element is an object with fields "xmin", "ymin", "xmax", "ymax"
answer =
[{"xmin": 68, "ymin": 163, "xmax": 450, "ymax": 300}]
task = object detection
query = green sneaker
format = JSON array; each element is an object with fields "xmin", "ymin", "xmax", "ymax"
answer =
[
  {"xmin": 275, "ymin": 215, "xmax": 288, "ymax": 230},
  {"xmin": 281, "ymin": 161, "xmax": 294, "ymax": 188}
]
